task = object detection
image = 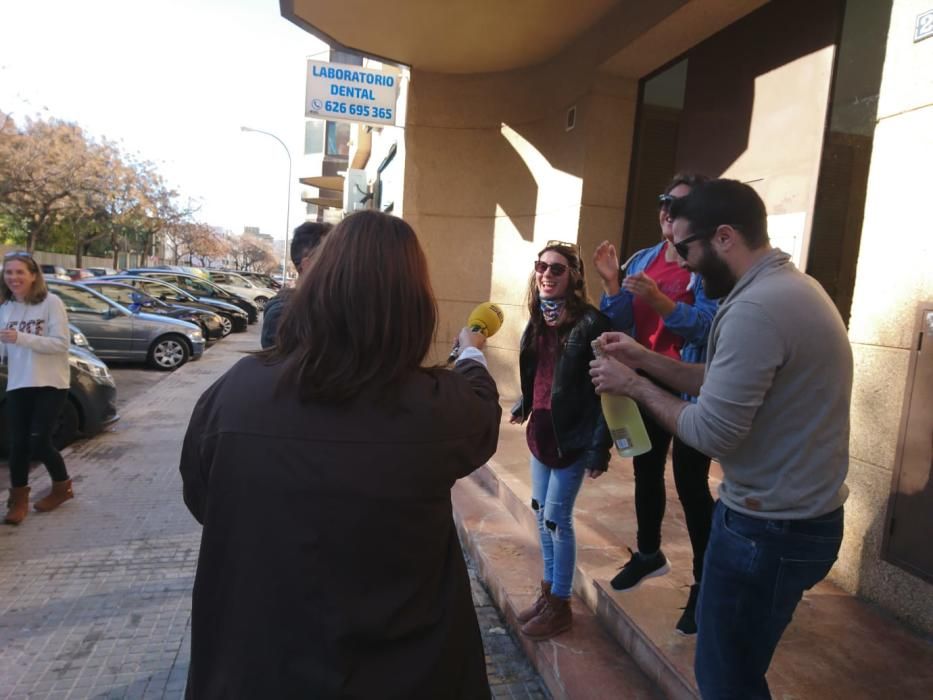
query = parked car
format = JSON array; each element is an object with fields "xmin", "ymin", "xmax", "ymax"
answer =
[
  {"xmin": 96, "ymin": 276, "xmax": 249, "ymax": 336},
  {"xmin": 47, "ymin": 279, "xmax": 205, "ymax": 371},
  {"xmin": 80, "ymin": 280, "xmax": 226, "ymax": 342},
  {"xmin": 69, "ymin": 323, "xmax": 93, "ymax": 350},
  {"xmin": 40, "ymin": 264, "xmax": 71, "ymax": 280},
  {"xmin": 0, "ymin": 343, "xmax": 119, "ymax": 453},
  {"xmin": 123, "ymin": 269, "xmax": 259, "ymax": 323},
  {"xmin": 204, "ymin": 270, "xmax": 276, "ymax": 310},
  {"xmin": 229, "ymin": 270, "xmax": 282, "ymax": 290},
  {"xmin": 86, "ymin": 267, "xmax": 118, "ymax": 277},
  {"xmin": 67, "ymin": 268, "xmax": 96, "ymax": 281},
  {"xmin": 128, "ymin": 265, "xmax": 210, "ymax": 279}
]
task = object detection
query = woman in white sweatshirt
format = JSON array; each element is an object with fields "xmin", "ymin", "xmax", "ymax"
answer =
[{"xmin": 1, "ymin": 251, "xmax": 73, "ymax": 525}]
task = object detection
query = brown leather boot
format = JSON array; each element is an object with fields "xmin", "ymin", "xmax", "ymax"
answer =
[
  {"xmin": 33, "ymin": 479, "xmax": 74, "ymax": 512},
  {"xmin": 517, "ymin": 581, "xmax": 552, "ymax": 624},
  {"xmin": 4, "ymin": 487, "xmax": 31, "ymax": 525},
  {"xmin": 521, "ymin": 595, "xmax": 572, "ymax": 640}
]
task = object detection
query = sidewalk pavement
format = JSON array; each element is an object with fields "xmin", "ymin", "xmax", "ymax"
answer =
[
  {"xmin": 0, "ymin": 327, "xmax": 546, "ymax": 700},
  {"xmin": 454, "ymin": 407, "xmax": 933, "ymax": 699}
]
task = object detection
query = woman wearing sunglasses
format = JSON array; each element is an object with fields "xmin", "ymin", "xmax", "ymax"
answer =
[
  {"xmin": 510, "ymin": 241, "xmax": 611, "ymax": 640},
  {"xmin": 592, "ymin": 173, "xmax": 716, "ymax": 636},
  {"xmin": 1, "ymin": 252, "xmax": 74, "ymax": 525}
]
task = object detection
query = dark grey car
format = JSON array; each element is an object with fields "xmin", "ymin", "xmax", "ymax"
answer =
[{"xmin": 47, "ymin": 280, "xmax": 206, "ymax": 371}]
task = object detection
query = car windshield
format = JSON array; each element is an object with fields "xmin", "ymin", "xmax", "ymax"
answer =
[
  {"xmin": 192, "ymin": 278, "xmax": 229, "ymax": 296},
  {"xmin": 50, "ymin": 285, "xmax": 113, "ymax": 314},
  {"xmin": 226, "ymin": 273, "xmax": 253, "ymax": 287},
  {"xmin": 93, "ymin": 284, "xmax": 156, "ymax": 307},
  {"xmin": 138, "ymin": 280, "xmax": 191, "ymax": 300}
]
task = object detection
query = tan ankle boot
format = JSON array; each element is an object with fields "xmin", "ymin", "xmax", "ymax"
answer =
[
  {"xmin": 517, "ymin": 581, "xmax": 552, "ymax": 624},
  {"xmin": 33, "ymin": 479, "xmax": 74, "ymax": 512},
  {"xmin": 4, "ymin": 487, "xmax": 31, "ymax": 525},
  {"xmin": 521, "ymin": 595, "xmax": 572, "ymax": 640}
]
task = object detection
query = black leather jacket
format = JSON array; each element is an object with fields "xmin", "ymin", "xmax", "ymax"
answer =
[{"xmin": 511, "ymin": 306, "xmax": 612, "ymax": 472}]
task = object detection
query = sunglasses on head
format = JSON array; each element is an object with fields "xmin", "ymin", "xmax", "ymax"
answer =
[
  {"xmin": 534, "ymin": 260, "xmax": 568, "ymax": 276},
  {"xmin": 3, "ymin": 251, "xmax": 32, "ymax": 259},
  {"xmin": 658, "ymin": 194, "xmax": 678, "ymax": 212},
  {"xmin": 545, "ymin": 239, "xmax": 579, "ymax": 253}
]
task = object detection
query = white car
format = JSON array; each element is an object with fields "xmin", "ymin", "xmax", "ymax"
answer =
[{"xmin": 206, "ymin": 271, "xmax": 277, "ymax": 310}]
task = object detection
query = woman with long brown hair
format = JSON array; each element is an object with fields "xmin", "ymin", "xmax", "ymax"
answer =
[
  {"xmin": 510, "ymin": 241, "xmax": 611, "ymax": 640},
  {"xmin": 179, "ymin": 211, "xmax": 501, "ymax": 699},
  {"xmin": 1, "ymin": 251, "xmax": 74, "ymax": 525}
]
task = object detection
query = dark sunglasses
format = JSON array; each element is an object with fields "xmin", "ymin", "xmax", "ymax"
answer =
[
  {"xmin": 673, "ymin": 224, "xmax": 738, "ymax": 259},
  {"xmin": 658, "ymin": 193, "xmax": 677, "ymax": 211},
  {"xmin": 534, "ymin": 260, "xmax": 568, "ymax": 276}
]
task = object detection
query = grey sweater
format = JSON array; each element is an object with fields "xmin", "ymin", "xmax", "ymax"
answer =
[{"xmin": 677, "ymin": 249, "xmax": 852, "ymax": 519}]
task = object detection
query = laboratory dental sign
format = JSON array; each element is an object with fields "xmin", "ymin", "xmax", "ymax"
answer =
[{"xmin": 306, "ymin": 60, "xmax": 400, "ymax": 126}]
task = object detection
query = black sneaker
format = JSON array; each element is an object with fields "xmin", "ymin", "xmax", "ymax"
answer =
[
  {"xmin": 610, "ymin": 547, "xmax": 671, "ymax": 591},
  {"xmin": 675, "ymin": 583, "xmax": 700, "ymax": 636}
]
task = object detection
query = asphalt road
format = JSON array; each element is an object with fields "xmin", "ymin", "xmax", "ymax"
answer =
[{"xmin": 108, "ymin": 361, "xmax": 174, "ymax": 412}]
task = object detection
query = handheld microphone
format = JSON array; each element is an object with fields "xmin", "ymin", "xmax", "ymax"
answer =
[{"xmin": 448, "ymin": 302, "xmax": 504, "ymax": 364}]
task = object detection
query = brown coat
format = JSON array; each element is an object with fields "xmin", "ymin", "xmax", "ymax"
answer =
[{"xmin": 180, "ymin": 355, "xmax": 501, "ymax": 699}]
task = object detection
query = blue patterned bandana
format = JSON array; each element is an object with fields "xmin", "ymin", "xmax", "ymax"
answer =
[{"xmin": 539, "ymin": 298, "xmax": 566, "ymax": 326}]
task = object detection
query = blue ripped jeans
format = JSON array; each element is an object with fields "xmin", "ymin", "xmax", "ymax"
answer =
[
  {"xmin": 530, "ymin": 455, "xmax": 586, "ymax": 599},
  {"xmin": 695, "ymin": 501, "xmax": 844, "ymax": 699}
]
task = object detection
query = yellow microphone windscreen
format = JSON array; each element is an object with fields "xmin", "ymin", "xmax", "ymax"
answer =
[{"xmin": 467, "ymin": 302, "xmax": 504, "ymax": 337}]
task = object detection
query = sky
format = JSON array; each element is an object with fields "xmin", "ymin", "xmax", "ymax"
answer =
[{"xmin": 0, "ymin": 0, "xmax": 328, "ymax": 240}]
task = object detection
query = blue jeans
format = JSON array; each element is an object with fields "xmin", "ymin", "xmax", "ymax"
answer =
[
  {"xmin": 695, "ymin": 501, "xmax": 844, "ymax": 699},
  {"xmin": 530, "ymin": 455, "xmax": 586, "ymax": 599}
]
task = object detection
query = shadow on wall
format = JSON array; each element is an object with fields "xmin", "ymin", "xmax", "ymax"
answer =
[{"xmin": 675, "ymin": 0, "xmax": 842, "ymax": 176}]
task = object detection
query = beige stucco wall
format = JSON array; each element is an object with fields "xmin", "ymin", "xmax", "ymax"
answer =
[
  {"xmin": 833, "ymin": 0, "xmax": 933, "ymax": 634},
  {"xmin": 398, "ymin": 0, "xmax": 777, "ymax": 398},
  {"xmin": 403, "ymin": 58, "xmax": 638, "ymax": 398},
  {"xmin": 400, "ymin": 0, "xmax": 933, "ymax": 634}
]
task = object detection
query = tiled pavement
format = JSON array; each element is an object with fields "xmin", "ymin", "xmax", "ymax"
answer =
[{"xmin": 0, "ymin": 326, "xmax": 547, "ymax": 699}]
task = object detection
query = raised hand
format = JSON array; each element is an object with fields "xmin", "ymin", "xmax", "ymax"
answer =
[{"xmin": 592, "ymin": 240, "xmax": 621, "ymax": 295}]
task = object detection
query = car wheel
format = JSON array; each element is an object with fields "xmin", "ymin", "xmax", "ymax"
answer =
[
  {"xmin": 148, "ymin": 334, "xmax": 191, "ymax": 371},
  {"xmin": 254, "ymin": 296, "xmax": 268, "ymax": 311},
  {"xmin": 52, "ymin": 399, "xmax": 80, "ymax": 450},
  {"xmin": 219, "ymin": 315, "xmax": 233, "ymax": 337}
]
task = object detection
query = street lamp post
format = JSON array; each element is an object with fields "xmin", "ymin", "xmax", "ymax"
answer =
[{"xmin": 240, "ymin": 126, "xmax": 292, "ymax": 284}]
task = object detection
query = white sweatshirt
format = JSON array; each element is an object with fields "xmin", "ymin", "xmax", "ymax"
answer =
[{"xmin": 0, "ymin": 294, "xmax": 70, "ymax": 391}]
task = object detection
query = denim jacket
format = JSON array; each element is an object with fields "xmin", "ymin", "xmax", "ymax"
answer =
[
  {"xmin": 600, "ymin": 241, "xmax": 717, "ymax": 400},
  {"xmin": 511, "ymin": 306, "xmax": 612, "ymax": 472}
]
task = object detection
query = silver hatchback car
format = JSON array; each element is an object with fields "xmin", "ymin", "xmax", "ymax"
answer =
[{"xmin": 47, "ymin": 280, "xmax": 205, "ymax": 371}]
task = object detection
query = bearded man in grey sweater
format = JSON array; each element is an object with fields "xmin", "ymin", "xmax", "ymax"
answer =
[{"xmin": 590, "ymin": 179, "xmax": 852, "ymax": 700}]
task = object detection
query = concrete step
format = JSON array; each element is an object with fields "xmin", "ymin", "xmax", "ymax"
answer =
[
  {"xmin": 464, "ymin": 450, "xmax": 933, "ymax": 700},
  {"xmin": 452, "ymin": 475, "xmax": 664, "ymax": 700}
]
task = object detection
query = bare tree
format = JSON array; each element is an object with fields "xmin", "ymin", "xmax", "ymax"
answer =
[{"xmin": 0, "ymin": 115, "xmax": 106, "ymax": 253}]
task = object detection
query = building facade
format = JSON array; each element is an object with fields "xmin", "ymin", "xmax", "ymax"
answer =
[{"xmin": 281, "ymin": 0, "xmax": 933, "ymax": 634}]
